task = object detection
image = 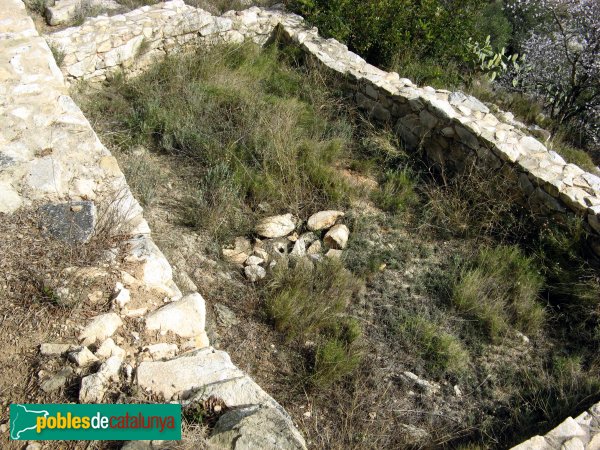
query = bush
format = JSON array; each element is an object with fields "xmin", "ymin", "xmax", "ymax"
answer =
[
  {"xmin": 391, "ymin": 53, "xmax": 464, "ymax": 89},
  {"xmin": 453, "ymin": 246, "xmax": 545, "ymax": 341},
  {"xmin": 476, "ymin": 1, "xmax": 513, "ymax": 51},
  {"xmin": 291, "ymin": 0, "xmax": 489, "ymax": 69},
  {"xmin": 504, "ymin": 354, "xmax": 600, "ymax": 447},
  {"xmin": 505, "ymin": 0, "xmax": 600, "ymax": 152},
  {"xmin": 397, "ymin": 314, "xmax": 470, "ymax": 376}
]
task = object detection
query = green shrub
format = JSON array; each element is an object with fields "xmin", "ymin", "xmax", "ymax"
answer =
[
  {"xmin": 535, "ymin": 218, "xmax": 600, "ymax": 304},
  {"xmin": 312, "ymin": 338, "xmax": 361, "ymax": 388},
  {"xmin": 291, "ymin": 0, "xmax": 488, "ymax": 69},
  {"xmin": 397, "ymin": 314, "xmax": 470, "ymax": 376},
  {"xmin": 25, "ymin": 0, "xmax": 47, "ymax": 15},
  {"xmin": 49, "ymin": 44, "xmax": 65, "ymax": 67},
  {"xmin": 372, "ymin": 168, "xmax": 418, "ymax": 214},
  {"xmin": 475, "ymin": 1, "xmax": 513, "ymax": 51},
  {"xmin": 390, "ymin": 53, "xmax": 465, "ymax": 88},
  {"xmin": 453, "ymin": 246, "xmax": 545, "ymax": 341},
  {"xmin": 505, "ymin": 354, "xmax": 600, "ymax": 447}
]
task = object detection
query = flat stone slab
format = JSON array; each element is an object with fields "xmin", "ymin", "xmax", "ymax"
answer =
[
  {"xmin": 39, "ymin": 201, "xmax": 96, "ymax": 244},
  {"xmin": 136, "ymin": 347, "xmax": 244, "ymax": 400}
]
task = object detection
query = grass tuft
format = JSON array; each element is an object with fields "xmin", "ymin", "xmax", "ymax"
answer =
[
  {"xmin": 264, "ymin": 258, "xmax": 363, "ymax": 387},
  {"xmin": 372, "ymin": 168, "xmax": 418, "ymax": 213},
  {"xmin": 397, "ymin": 314, "xmax": 470, "ymax": 376},
  {"xmin": 453, "ymin": 245, "xmax": 545, "ymax": 341}
]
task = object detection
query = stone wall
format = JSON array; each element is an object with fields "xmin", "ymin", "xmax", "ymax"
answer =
[
  {"xmin": 276, "ymin": 27, "xmax": 600, "ymax": 255},
  {"xmin": 0, "ymin": 1, "xmax": 306, "ymax": 448},
  {"xmin": 46, "ymin": 0, "xmax": 291, "ymax": 83},
  {"xmin": 45, "ymin": 1, "xmax": 600, "ymax": 260},
  {"xmin": 12, "ymin": 1, "xmax": 600, "ymax": 447},
  {"xmin": 512, "ymin": 405, "xmax": 600, "ymax": 450}
]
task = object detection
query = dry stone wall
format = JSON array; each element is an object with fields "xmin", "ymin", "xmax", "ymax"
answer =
[
  {"xmin": 46, "ymin": 0, "xmax": 288, "ymax": 83},
  {"xmin": 45, "ymin": 1, "xmax": 600, "ymax": 261},
  {"xmin": 6, "ymin": 1, "xmax": 599, "ymax": 447},
  {"xmin": 277, "ymin": 27, "xmax": 600, "ymax": 255},
  {"xmin": 0, "ymin": 1, "xmax": 306, "ymax": 448}
]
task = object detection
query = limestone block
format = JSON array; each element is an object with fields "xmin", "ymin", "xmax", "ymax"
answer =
[
  {"xmin": 307, "ymin": 210, "xmax": 344, "ymax": 231},
  {"xmin": 145, "ymin": 293, "xmax": 206, "ymax": 338},
  {"xmin": 79, "ymin": 312, "xmax": 123, "ymax": 345},
  {"xmin": 209, "ymin": 405, "xmax": 307, "ymax": 450},
  {"xmin": 255, "ymin": 214, "xmax": 296, "ymax": 238},
  {"xmin": 136, "ymin": 347, "xmax": 244, "ymax": 400},
  {"xmin": 0, "ymin": 181, "xmax": 22, "ymax": 213}
]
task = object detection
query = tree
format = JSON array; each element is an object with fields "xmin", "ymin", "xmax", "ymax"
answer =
[{"xmin": 506, "ymin": 0, "xmax": 600, "ymax": 150}]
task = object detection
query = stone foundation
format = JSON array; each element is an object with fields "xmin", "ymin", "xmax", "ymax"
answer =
[
  {"xmin": 45, "ymin": 1, "xmax": 600, "ymax": 260},
  {"xmin": 2, "ymin": 0, "xmax": 599, "ymax": 447}
]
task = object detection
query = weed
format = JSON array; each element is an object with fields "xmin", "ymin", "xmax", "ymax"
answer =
[
  {"xmin": 49, "ymin": 44, "xmax": 65, "ymax": 67},
  {"xmin": 135, "ymin": 37, "xmax": 151, "ymax": 57},
  {"xmin": 391, "ymin": 52, "xmax": 465, "ymax": 89},
  {"xmin": 72, "ymin": 0, "xmax": 103, "ymax": 26},
  {"xmin": 115, "ymin": 0, "xmax": 157, "ymax": 9},
  {"xmin": 452, "ymin": 245, "xmax": 545, "ymax": 341}
]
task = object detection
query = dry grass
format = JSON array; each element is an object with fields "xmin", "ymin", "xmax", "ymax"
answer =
[
  {"xmin": 78, "ymin": 43, "xmax": 351, "ymax": 242},
  {"xmin": 71, "ymin": 41, "xmax": 600, "ymax": 449},
  {"xmin": 452, "ymin": 245, "xmax": 545, "ymax": 342}
]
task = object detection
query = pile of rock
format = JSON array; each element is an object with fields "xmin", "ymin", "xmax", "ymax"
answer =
[{"xmin": 222, "ymin": 210, "xmax": 350, "ymax": 282}]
